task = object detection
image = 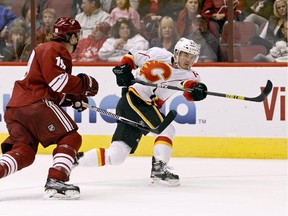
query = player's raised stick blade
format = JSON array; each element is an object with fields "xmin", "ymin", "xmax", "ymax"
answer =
[{"xmin": 131, "ymin": 80, "xmax": 273, "ymax": 102}]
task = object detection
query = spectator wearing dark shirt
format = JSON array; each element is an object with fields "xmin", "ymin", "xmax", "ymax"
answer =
[
  {"xmin": 177, "ymin": 0, "xmax": 202, "ymax": 37},
  {"xmin": 188, "ymin": 15, "xmax": 219, "ymax": 62}
]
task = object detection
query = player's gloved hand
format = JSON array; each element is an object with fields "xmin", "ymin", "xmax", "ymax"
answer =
[
  {"xmin": 77, "ymin": 73, "xmax": 99, "ymax": 96},
  {"xmin": 190, "ymin": 83, "xmax": 207, "ymax": 101},
  {"xmin": 112, "ymin": 64, "xmax": 134, "ymax": 86},
  {"xmin": 61, "ymin": 94, "xmax": 88, "ymax": 112},
  {"xmin": 71, "ymin": 95, "xmax": 88, "ymax": 112}
]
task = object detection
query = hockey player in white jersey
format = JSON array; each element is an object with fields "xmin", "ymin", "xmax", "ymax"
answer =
[{"xmin": 77, "ymin": 38, "xmax": 207, "ymax": 186}]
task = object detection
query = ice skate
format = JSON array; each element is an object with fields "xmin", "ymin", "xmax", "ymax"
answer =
[
  {"xmin": 43, "ymin": 178, "xmax": 80, "ymax": 200},
  {"xmin": 150, "ymin": 156, "xmax": 180, "ymax": 186}
]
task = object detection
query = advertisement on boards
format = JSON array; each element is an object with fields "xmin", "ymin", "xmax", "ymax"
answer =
[{"xmin": 0, "ymin": 66, "xmax": 286, "ymax": 139}]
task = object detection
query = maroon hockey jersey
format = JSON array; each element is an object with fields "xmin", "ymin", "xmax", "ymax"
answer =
[{"xmin": 7, "ymin": 42, "xmax": 85, "ymax": 108}]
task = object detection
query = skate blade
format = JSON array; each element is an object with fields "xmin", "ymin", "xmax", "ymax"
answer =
[
  {"xmin": 150, "ymin": 178, "xmax": 180, "ymax": 187},
  {"xmin": 43, "ymin": 189, "xmax": 80, "ymax": 200}
]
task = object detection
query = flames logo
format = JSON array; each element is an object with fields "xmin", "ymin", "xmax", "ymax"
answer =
[{"xmin": 139, "ymin": 60, "xmax": 172, "ymax": 82}]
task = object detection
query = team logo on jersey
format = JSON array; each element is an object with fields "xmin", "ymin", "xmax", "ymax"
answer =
[
  {"xmin": 48, "ymin": 124, "xmax": 56, "ymax": 132},
  {"xmin": 140, "ymin": 60, "xmax": 172, "ymax": 82}
]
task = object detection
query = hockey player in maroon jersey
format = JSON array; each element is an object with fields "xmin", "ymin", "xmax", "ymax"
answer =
[
  {"xmin": 0, "ymin": 17, "xmax": 99, "ymax": 199},
  {"xmin": 76, "ymin": 38, "xmax": 207, "ymax": 186}
]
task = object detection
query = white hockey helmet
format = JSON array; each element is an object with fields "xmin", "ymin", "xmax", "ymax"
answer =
[{"xmin": 174, "ymin": 37, "xmax": 200, "ymax": 67}]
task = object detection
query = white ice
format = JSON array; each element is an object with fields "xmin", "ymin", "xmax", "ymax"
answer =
[{"xmin": 0, "ymin": 155, "xmax": 287, "ymax": 216}]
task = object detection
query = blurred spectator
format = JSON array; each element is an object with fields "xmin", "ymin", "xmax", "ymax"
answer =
[
  {"xmin": 36, "ymin": 8, "xmax": 57, "ymax": 44},
  {"xmin": 252, "ymin": 20, "xmax": 288, "ymax": 62},
  {"xmin": 177, "ymin": 0, "xmax": 202, "ymax": 37},
  {"xmin": 250, "ymin": 0, "xmax": 287, "ymax": 51},
  {"xmin": 150, "ymin": 16, "xmax": 179, "ymax": 52},
  {"xmin": 75, "ymin": 0, "xmax": 109, "ymax": 39},
  {"xmin": 99, "ymin": 18, "xmax": 149, "ymax": 62},
  {"xmin": 104, "ymin": 0, "xmax": 139, "ymax": 12},
  {"xmin": 129, "ymin": 0, "xmax": 139, "ymax": 10},
  {"xmin": 43, "ymin": 0, "xmax": 76, "ymax": 18},
  {"xmin": 201, "ymin": 0, "xmax": 242, "ymax": 39},
  {"xmin": 8, "ymin": 0, "xmax": 41, "ymax": 62},
  {"xmin": 108, "ymin": 0, "xmax": 141, "ymax": 30},
  {"xmin": 242, "ymin": 0, "xmax": 274, "ymax": 28},
  {"xmin": 139, "ymin": 14, "xmax": 161, "ymax": 42},
  {"xmin": 72, "ymin": 22, "xmax": 110, "ymax": 62},
  {"xmin": 100, "ymin": 0, "xmax": 114, "ymax": 12},
  {"xmin": 158, "ymin": 0, "xmax": 185, "ymax": 21},
  {"xmin": 0, "ymin": 5, "xmax": 17, "ymax": 33},
  {"xmin": 1, "ymin": 25, "xmax": 27, "ymax": 61},
  {"xmin": 138, "ymin": 0, "xmax": 161, "ymax": 19},
  {"xmin": 0, "ymin": 0, "xmax": 12, "ymax": 10},
  {"xmin": 0, "ymin": 5, "xmax": 17, "ymax": 53},
  {"xmin": 21, "ymin": 0, "xmax": 41, "ymax": 34},
  {"xmin": 10, "ymin": 0, "xmax": 38, "ymax": 18},
  {"xmin": 187, "ymin": 15, "xmax": 219, "ymax": 62}
]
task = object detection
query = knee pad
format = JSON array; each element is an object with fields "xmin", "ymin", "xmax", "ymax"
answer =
[
  {"xmin": 106, "ymin": 141, "xmax": 131, "ymax": 165},
  {"xmin": 4, "ymin": 144, "xmax": 36, "ymax": 171},
  {"xmin": 159, "ymin": 124, "xmax": 175, "ymax": 140},
  {"xmin": 58, "ymin": 131, "xmax": 82, "ymax": 152}
]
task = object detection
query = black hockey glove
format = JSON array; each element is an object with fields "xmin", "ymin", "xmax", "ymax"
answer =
[
  {"xmin": 112, "ymin": 64, "xmax": 134, "ymax": 87},
  {"xmin": 190, "ymin": 83, "xmax": 208, "ymax": 101},
  {"xmin": 77, "ymin": 73, "xmax": 99, "ymax": 96}
]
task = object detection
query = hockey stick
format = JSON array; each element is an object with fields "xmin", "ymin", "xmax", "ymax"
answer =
[
  {"xmin": 131, "ymin": 80, "xmax": 273, "ymax": 102},
  {"xmin": 79, "ymin": 102, "xmax": 177, "ymax": 135}
]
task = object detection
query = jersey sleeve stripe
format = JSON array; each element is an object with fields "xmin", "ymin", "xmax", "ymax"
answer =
[{"xmin": 49, "ymin": 73, "xmax": 69, "ymax": 92}]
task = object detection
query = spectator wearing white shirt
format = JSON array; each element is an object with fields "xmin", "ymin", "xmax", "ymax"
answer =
[
  {"xmin": 99, "ymin": 18, "xmax": 149, "ymax": 62},
  {"xmin": 252, "ymin": 20, "xmax": 288, "ymax": 62},
  {"xmin": 75, "ymin": 0, "xmax": 109, "ymax": 39}
]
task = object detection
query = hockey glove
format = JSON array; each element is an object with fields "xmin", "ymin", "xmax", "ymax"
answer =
[
  {"xmin": 112, "ymin": 64, "xmax": 134, "ymax": 86},
  {"xmin": 61, "ymin": 94, "xmax": 88, "ymax": 112},
  {"xmin": 77, "ymin": 73, "xmax": 99, "ymax": 96},
  {"xmin": 71, "ymin": 95, "xmax": 88, "ymax": 112},
  {"xmin": 183, "ymin": 80, "xmax": 207, "ymax": 101},
  {"xmin": 190, "ymin": 82, "xmax": 207, "ymax": 101}
]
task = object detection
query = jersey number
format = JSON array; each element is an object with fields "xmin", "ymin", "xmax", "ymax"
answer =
[{"xmin": 56, "ymin": 57, "xmax": 66, "ymax": 70}]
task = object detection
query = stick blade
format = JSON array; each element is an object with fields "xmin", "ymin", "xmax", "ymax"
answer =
[
  {"xmin": 246, "ymin": 80, "xmax": 273, "ymax": 102},
  {"xmin": 263, "ymin": 80, "xmax": 273, "ymax": 97},
  {"xmin": 151, "ymin": 110, "xmax": 177, "ymax": 134}
]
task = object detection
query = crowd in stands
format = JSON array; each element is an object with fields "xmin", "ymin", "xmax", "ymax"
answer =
[{"xmin": 0, "ymin": 0, "xmax": 287, "ymax": 63}]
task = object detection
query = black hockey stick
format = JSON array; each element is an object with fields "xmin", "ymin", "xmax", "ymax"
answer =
[
  {"xmin": 80, "ymin": 102, "xmax": 177, "ymax": 135},
  {"xmin": 131, "ymin": 80, "xmax": 273, "ymax": 102}
]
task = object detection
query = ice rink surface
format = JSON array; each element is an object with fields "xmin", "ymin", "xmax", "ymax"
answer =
[{"xmin": 0, "ymin": 155, "xmax": 287, "ymax": 216}]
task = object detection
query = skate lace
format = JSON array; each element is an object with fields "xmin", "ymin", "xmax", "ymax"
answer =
[{"xmin": 162, "ymin": 164, "xmax": 177, "ymax": 177}]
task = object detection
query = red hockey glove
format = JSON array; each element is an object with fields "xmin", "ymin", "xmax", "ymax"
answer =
[
  {"xmin": 112, "ymin": 64, "xmax": 134, "ymax": 86},
  {"xmin": 77, "ymin": 73, "xmax": 99, "ymax": 96},
  {"xmin": 183, "ymin": 80, "xmax": 207, "ymax": 101}
]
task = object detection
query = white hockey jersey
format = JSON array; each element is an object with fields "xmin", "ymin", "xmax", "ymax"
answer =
[{"xmin": 129, "ymin": 47, "xmax": 201, "ymax": 107}]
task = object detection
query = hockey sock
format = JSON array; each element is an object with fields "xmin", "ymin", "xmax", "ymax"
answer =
[
  {"xmin": 48, "ymin": 144, "xmax": 77, "ymax": 182},
  {"xmin": 153, "ymin": 136, "xmax": 173, "ymax": 163},
  {"xmin": 78, "ymin": 148, "xmax": 105, "ymax": 167}
]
